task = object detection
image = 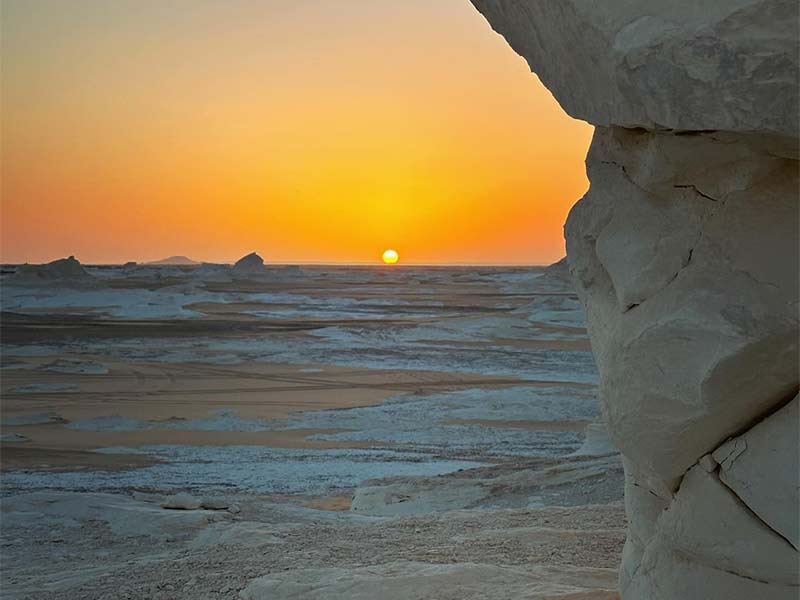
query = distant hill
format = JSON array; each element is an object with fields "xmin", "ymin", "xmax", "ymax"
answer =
[{"xmin": 146, "ymin": 255, "xmax": 200, "ymax": 266}]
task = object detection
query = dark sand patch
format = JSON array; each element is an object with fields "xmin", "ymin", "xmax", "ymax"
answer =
[{"xmin": 0, "ymin": 445, "xmax": 158, "ymax": 472}]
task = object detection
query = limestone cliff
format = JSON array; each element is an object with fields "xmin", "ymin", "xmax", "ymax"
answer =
[{"xmin": 470, "ymin": 1, "xmax": 799, "ymax": 597}]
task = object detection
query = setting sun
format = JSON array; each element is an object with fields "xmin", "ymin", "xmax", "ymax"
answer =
[{"xmin": 382, "ymin": 249, "xmax": 399, "ymax": 264}]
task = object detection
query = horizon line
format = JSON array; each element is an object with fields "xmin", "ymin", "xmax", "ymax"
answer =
[{"xmin": 1, "ymin": 259, "xmax": 557, "ymax": 268}]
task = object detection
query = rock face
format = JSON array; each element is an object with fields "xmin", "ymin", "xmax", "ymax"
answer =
[
  {"xmin": 470, "ymin": 1, "xmax": 799, "ymax": 598},
  {"xmin": 232, "ymin": 252, "xmax": 268, "ymax": 278}
]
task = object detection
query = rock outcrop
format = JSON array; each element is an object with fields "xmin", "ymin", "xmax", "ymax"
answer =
[
  {"xmin": 232, "ymin": 252, "xmax": 268, "ymax": 278},
  {"xmin": 470, "ymin": 1, "xmax": 799, "ymax": 597},
  {"xmin": 7, "ymin": 256, "xmax": 96, "ymax": 286}
]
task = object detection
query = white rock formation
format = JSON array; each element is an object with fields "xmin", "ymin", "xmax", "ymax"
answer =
[
  {"xmin": 570, "ymin": 422, "xmax": 616, "ymax": 458},
  {"xmin": 232, "ymin": 252, "xmax": 269, "ymax": 278},
  {"xmin": 471, "ymin": 0, "xmax": 799, "ymax": 145},
  {"xmin": 470, "ymin": 1, "xmax": 799, "ymax": 597},
  {"xmin": 2, "ymin": 492, "xmax": 210, "ymax": 538},
  {"xmin": 7, "ymin": 256, "xmax": 96, "ymax": 286},
  {"xmin": 541, "ymin": 256, "xmax": 570, "ymax": 284},
  {"xmin": 161, "ymin": 492, "xmax": 202, "ymax": 510}
]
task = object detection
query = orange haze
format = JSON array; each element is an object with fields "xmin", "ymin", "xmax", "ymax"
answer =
[{"xmin": 1, "ymin": 0, "xmax": 592, "ymax": 265}]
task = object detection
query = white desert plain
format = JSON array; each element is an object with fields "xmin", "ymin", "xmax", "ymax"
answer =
[
  {"xmin": 2, "ymin": 255, "xmax": 625, "ymax": 599},
  {"xmin": 0, "ymin": 254, "xmax": 624, "ymax": 599}
]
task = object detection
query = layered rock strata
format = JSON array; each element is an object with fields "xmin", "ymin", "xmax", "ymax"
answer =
[{"xmin": 470, "ymin": 1, "xmax": 799, "ymax": 597}]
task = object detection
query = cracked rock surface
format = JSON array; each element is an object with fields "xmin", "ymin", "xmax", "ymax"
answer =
[{"xmin": 471, "ymin": 0, "xmax": 799, "ymax": 597}]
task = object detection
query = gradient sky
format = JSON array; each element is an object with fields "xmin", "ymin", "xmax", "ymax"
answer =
[{"xmin": 1, "ymin": 0, "xmax": 592, "ymax": 265}]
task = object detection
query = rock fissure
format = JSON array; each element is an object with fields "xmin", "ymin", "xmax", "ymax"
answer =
[
  {"xmin": 672, "ymin": 184, "xmax": 719, "ymax": 202},
  {"xmin": 716, "ymin": 468, "xmax": 798, "ymax": 552},
  {"xmin": 629, "ymin": 480, "xmax": 671, "ymax": 504},
  {"xmin": 671, "ymin": 549, "xmax": 774, "ymax": 586},
  {"xmin": 712, "ymin": 386, "xmax": 799, "ymax": 457}
]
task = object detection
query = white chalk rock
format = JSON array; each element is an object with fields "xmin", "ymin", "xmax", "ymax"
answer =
[
  {"xmin": 469, "ymin": 1, "xmax": 800, "ymax": 597},
  {"xmin": 570, "ymin": 422, "xmax": 616, "ymax": 457},
  {"xmin": 625, "ymin": 538, "xmax": 797, "ymax": 600},
  {"xmin": 565, "ymin": 127, "xmax": 799, "ymax": 489},
  {"xmin": 655, "ymin": 466, "xmax": 798, "ymax": 585},
  {"xmin": 232, "ymin": 252, "xmax": 268, "ymax": 278},
  {"xmin": 713, "ymin": 395, "xmax": 799, "ymax": 549},
  {"xmin": 471, "ymin": 0, "xmax": 799, "ymax": 145},
  {"xmin": 564, "ymin": 127, "xmax": 798, "ymax": 597},
  {"xmin": 8, "ymin": 256, "xmax": 96, "ymax": 286}
]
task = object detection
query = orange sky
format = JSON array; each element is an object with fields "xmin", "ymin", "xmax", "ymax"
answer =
[{"xmin": 1, "ymin": 0, "xmax": 592, "ymax": 265}]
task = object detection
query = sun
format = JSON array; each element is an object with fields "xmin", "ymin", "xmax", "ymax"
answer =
[{"xmin": 382, "ymin": 249, "xmax": 399, "ymax": 264}]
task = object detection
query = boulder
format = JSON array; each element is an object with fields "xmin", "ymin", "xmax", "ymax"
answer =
[{"xmin": 161, "ymin": 493, "xmax": 202, "ymax": 510}]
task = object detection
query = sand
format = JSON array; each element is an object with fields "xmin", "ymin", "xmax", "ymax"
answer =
[{"xmin": 1, "ymin": 358, "xmax": 536, "ymax": 469}]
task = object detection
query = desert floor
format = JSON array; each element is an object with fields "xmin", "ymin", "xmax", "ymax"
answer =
[{"xmin": 1, "ymin": 263, "xmax": 623, "ymax": 599}]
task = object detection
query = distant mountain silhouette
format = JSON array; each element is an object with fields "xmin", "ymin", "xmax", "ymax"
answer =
[{"xmin": 146, "ymin": 255, "xmax": 200, "ymax": 266}]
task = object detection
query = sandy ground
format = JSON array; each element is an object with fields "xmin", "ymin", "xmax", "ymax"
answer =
[{"xmin": 1, "ymin": 357, "xmax": 538, "ymax": 471}]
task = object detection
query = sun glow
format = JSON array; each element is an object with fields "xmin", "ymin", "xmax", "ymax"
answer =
[
  {"xmin": 382, "ymin": 249, "xmax": 399, "ymax": 264},
  {"xmin": 1, "ymin": 0, "xmax": 592, "ymax": 265}
]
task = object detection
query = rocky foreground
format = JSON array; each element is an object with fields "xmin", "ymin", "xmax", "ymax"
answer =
[{"xmin": 2, "ymin": 453, "xmax": 624, "ymax": 599}]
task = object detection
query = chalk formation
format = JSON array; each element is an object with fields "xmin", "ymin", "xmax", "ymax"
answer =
[
  {"xmin": 232, "ymin": 252, "xmax": 269, "ymax": 278},
  {"xmin": 8, "ymin": 256, "xmax": 96, "ymax": 286},
  {"xmin": 471, "ymin": 1, "xmax": 799, "ymax": 598}
]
